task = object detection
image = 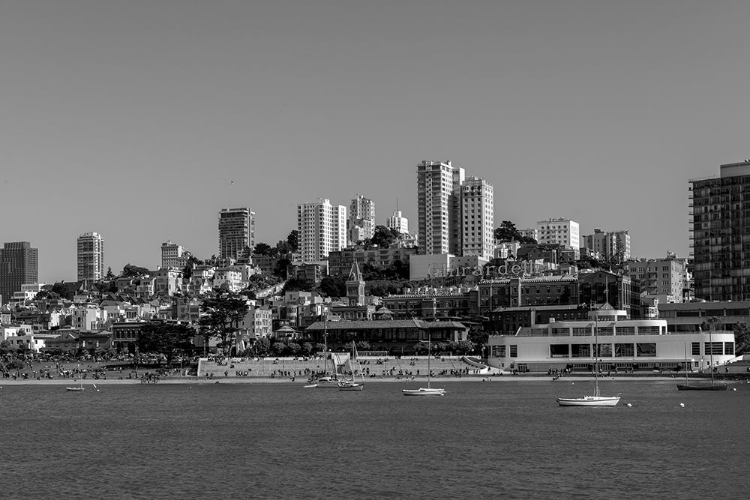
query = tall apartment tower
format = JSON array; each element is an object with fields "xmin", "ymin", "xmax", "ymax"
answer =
[
  {"xmin": 690, "ymin": 160, "xmax": 750, "ymax": 301},
  {"xmin": 0, "ymin": 241, "xmax": 39, "ymax": 304},
  {"xmin": 77, "ymin": 232, "xmax": 104, "ymax": 282},
  {"xmin": 297, "ymin": 199, "xmax": 347, "ymax": 262},
  {"xmin": 536, "ymin": 218, "xmax": 580, "ymax": 250},
  {"xmin": 348, "ymin": 194, "xmax": 376, "ymax": 245},
  {"xmin": 387, "ymin": 210, "xmax": 409, "ymax": 234},
  {"xmin": 581, "ymin": 228, "xmax": 631, "ymax": 262},
  {"xmin": 417, "ymin": 160, "xmax": 465, "ymax": 255},
  {"xmin": 218, "ymin": 207, "xmax": 255, "ymax": 261},
  {"xmin": 461, "ymin": 176, "xmax": 494, "ymax": 260}
]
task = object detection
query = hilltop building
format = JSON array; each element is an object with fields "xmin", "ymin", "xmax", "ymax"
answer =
[
  {"xmin": 536, "ymin": 218, "xmax": 580, "ymax": 250},
  {"xmin": 218, "ymin": 207, "xmax": 255, "ymax": 261},
  {"xmin": 461, "ymin": 176, "xmax": 494, "ymax": 260},
  {"xmin": 581, "ymin": 228, "xmax": 630, "ymax": 262},
  {"xmin": 348, "ymin": 194, "xmax": 376, "ymax": 245},
  {"xmin": 386, "ymin": 210, "xmax": 409, "ymax": 234},
  {"xmin": 77, "ymin": 232, "xmax": 104, "ymax": 283},
  {"xmin": 0, "ymin": 242, "xmax": 38, "ymax": 305},
  {"xmin": 297, "ymin": 198, "xmax": 347, "ymax": 262}
]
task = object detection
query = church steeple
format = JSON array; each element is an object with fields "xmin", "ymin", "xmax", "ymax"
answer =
[{"xmin": 346, "ymin": 260, "xmax": 365, "ymax": 306}]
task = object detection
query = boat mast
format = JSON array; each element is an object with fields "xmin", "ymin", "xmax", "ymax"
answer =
[
  {"xmin": 594, "ymin": 313, "xmax": 599, "ymax": 397},
  {"xmin": 427, "ymin": 334, "xmax": 432, "ymax": 389}
]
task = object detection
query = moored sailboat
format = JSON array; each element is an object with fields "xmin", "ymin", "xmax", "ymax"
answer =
[
  {"xmin": 403, "ymin": 335, "xmax": 445, "ymax": 397},
  {"xmin": 339, "ymin": 342, "xmax": 365, "ymax": 391},
  {"xmin": 66, "ymin": 365, "xmax": 84, "ymax": 392}
]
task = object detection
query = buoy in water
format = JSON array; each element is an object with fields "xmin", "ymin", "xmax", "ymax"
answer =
[
  {"xmin": 679, "ymin": 403, "xmax": 685, "ymax": 407},
  {"xmin": 733, "ymin": 388, "xmax": 737, "ymax": 391},
  {"xmin": 626, "ymin": 403, "xmax": 632, "ymax": 407}
]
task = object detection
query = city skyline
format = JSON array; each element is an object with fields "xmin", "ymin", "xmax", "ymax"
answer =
[{"xmin": 3, "ymin": 1, "xmax": 750, "ymax": 283}]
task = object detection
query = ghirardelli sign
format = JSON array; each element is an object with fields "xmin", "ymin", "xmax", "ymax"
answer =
[{"xmin": 427, "ymin": 261, "xmax": 541, "ymax": 279}]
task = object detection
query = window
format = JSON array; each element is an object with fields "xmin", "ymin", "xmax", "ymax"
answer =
[
  {"xmin": 571, "ymin": 344, "xmax": 590, "ymax": 357},
  {"xmin": 615, "ymin": 343, "xmax": 634, "ymax": 357},
  {"xmin": 550, "ymin": 344, "xmax": 569, "ymax": 357},
  {"xmin": 510, "ymin": 345, "xmax": 518, "ymax": 358},
  {"xmin": 636, "ymin": 343, "xmax": 657, "ymax": 357}
]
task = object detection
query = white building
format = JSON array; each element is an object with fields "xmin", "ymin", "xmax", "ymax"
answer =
[
  {"xmin": 461, "ymin": 176, "xmax": 494, "ymax": 260},
  {"xmin": 77, "ymin": 232, "xmax": 104, "ymax": 282},
  {"xmin": 348, "ymin": 194, "xmax": 376, "ymax": 245},
  {"xmin": 218, "ymin": 207, "xmax": 256, "ymax": 261},
  {"xmin": 161, "ymin": 240, "xmax": 191, "ymax": 270},
  {"xmin": 417, "ymin": 160, "xmax": 465, "ymax": 256},
  {"xmin": 536, "ymin": 218, "xmax": 580, "ymax": 250},
  {"xmin": 487, "ymin": 308, "xmax": 736, "ymax": 373},
  {"xmin": 386, "ymin": 210, "xmax": 409, "ymax": 234},
  {"xmin": 625, "ymin": 252, "xmax": 688, "ymax": 303},
  {"xmin": 297, "ymin": 198, "xmax": 347, "ymax": 262}
]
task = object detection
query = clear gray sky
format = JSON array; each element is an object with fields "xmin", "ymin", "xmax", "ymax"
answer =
[{"xmin": 2, "ymin": 0, "xmax": 749, "ymax": 283}]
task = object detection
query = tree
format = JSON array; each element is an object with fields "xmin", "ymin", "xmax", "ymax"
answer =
[
  {"xmin": 253, "ymin": 243, "xmax": 273, "ymax": 256},
  {"xmin": 122, "ymin": 264, "xmax": 150, "ymax": 278},
  {"xmin": 734, "ymin": 322, "xmax": 750, "ymax": 354},
  {"xmin": 274, "ymin": 258, "xmax": 290, "ymax": 279},
  {"xmin": 287, "ymin": 230, "xmax": 299, "ymax": 252},
  {"xmin": 494, "ymin": 220, "xmax": 536, "ymax": 244},
  {"xmin": 105, "ymin": 267, "xmax": 115, "ymax": 280},
  {"xmin": 272, "ymin": 342, "xmax": 286, "ymax": 356},
  {"xmin": 48, "ymin": 282, "xmax": 74, "ymax": 300},
  {"xmin": 370, "ymin": 225, "xmax": 399, "ymax": 248},
  {"xmin": 198, "ymin": 291, "xmax": 250, "ymax": 356},
  {"xmin": 320, "ymin": 276, "xmax": 346, "ymax": 298},
  {"xmin": 137, "ymin": 321, "xmax": 195, "ymax": 365},
  {"xmin": 282, "ymin": 278, "xmax": 313, "ymax": 293},
  {"xmin": 254, "ymin": 337, "xmax": 271, "ymax": 357}
]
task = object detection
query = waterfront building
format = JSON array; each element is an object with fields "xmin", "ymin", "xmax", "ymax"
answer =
[
  {"xmin": 486, "ymin": 307, "xmax": 736, "ymax": 373},
  {"xmin": 536, "ymin": 218, "xmax": 580, "ymax": 250},
  {"xmin": 658, "ymin": 300, "xmax": 750, "ymax": 333},
  {"xmin": 381, "ymin": 286, "xmax": 473, "ymax": 320},
  {"xmin": 305, "ymin": 318, "xmax": 468, "ymax": 354},
  {"xmin": 690, "ymin": 160, "xmax": 750, "ymax": 301},
  {"xmin": 477, "ymin": 275, "xmax": 580, "ymax": 317},
  {"xmin": 386, "ymin": 210, "xmax": 409, "ymax": 234},
  {"xmin": 297, "ymin": 198, "xmax": 347, "ymax": 262},
  {"xmin": 218, "ymin": 207, "xmax": 256, "ymax": 261},
  {"xmin": 417, "ymin": 160, "xmax": 465, "ymax": 256},
  {"xmin": 461, "ymin": 176, "xmax": 494, "ymax": 260},
  {"xmin": 0, "ymin": 242, "xmax": 38, "ymax": 306},
  {"xmin": 348, "ymin": 194, "xmax": 376, "ymax": 245},
  {"xmin": 625, "ymin": 252, "xmax": 688, "ymax": 303},
  {"xmin": 77, "ymin": 232, "xmax": 104, "ymax": 283},
  {"xmin": 581, "ymin": 228, "xmax": 630, "ymax": 263}
]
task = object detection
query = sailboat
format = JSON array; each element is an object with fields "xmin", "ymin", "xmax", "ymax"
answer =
[
  {"xmin": 558, "ymin": 312, "xmax": 620, "ymax": 407},
  {"xmin": 312, "ymin": 316, "xmax": 340, "ymax": 389},
  {"xmin": 677, "ymin": 324, "xmax": 728, "ymax": 391},
  {"xmin": 339, "ymin": 342, "xmax": 365, "ymax": 391},
  {"xmin": 403, "ymin": 335, "xmax": 445, "ymax": 396},
  {"xmin": 66, "ymin": 365, "xmax": 84, "ymax": 392}
]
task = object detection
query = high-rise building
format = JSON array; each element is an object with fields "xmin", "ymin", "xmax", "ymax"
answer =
[
  {"xmin": 536, "ymin": 218, "xmax": 580, "ymax": 250},
  {"xmin": 77, "ymin": 232, "xmax": 104, "ymax": 282},
  {"xmin": 297, "ymin": 199, "xmax": 347, "ymax": 262},
  {"xmin": 690, "ymin": 160, "xmax": 750, "ymax": 301},
  {"xmin": 581, "ymin": 228, "xmax": 631, "ymax": 262},
  {"xmin": 387, "ymin": 210, "xmax": 409, "ymax": 234},
  {"xmin": 417, "ymin": 160, "xmax": 465, "ymax": 255},
  {"xmin": 461, "ymin": 176, "xmax": 494, "ymax": 260},
  {"xmin": 218, "ymin": 208, "xmax": 255, "ymax": 261},
  {"xmin": 625, "ymin": 252, "xmax": 688, "ymax": 302},
  {"xmin": 348, "ymin": 194, "xmax": 376, "ymax": 245},
  {"xmin": 0, "ymin": 241, "xmax": 39, "ymax": 304}
]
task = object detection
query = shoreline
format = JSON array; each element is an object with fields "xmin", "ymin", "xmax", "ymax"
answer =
[{"xmin": 2, "ymin": 374, "xmax": 734, "ymax": 386}]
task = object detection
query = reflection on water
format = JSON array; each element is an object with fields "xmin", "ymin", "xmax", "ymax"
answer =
[{"xmin": 2, "ymin": 380, "xmax": 749, "ymax": 499}]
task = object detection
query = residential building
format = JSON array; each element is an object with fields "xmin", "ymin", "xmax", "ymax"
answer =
[
  {"xmin": 0, "ymin": 242, "xmax": 38, "ymax": 305},
  {"xmin": 348, "ymin": 194, "xmax": 376, "ymax": 245},
  {"xmin": 297, "ymin": 198, "xmax": 347, "ymax": 262},
  {"xmin": 417, "ymin": 160, "xmax": 465, "ymax": 256},
  {"xmin": 218, "ymin": 207, "xmax": 256, "ymax": 261},
  {"xmin": 536, "ymin": 218, "xmax": 580, "ymax": 250},
  {"xmin": 690, "ymin": 160, "xmax": 750, "ymax": 301},
  {"xmin": 387, "ymin": 210, "xmax": 409, "ymax": 234},
  {"xmin": 518, "ymin": 228, "xmax": 539, "ymax": 242},
  {"xmin": 77, "ymin": 232, "xmax": 104, "ymax": 282},
  {"xmin": 625, "ymin": 253, "xmax": 688, "ymax": 303},
  {"xmin": 461, "ymin": 176, "xmax": 494, "ymax": 260},
  {"xmin": 161, "ymin": 240, "xmax": 191, "ymax": 270},
  {"xmin": 581, "ymin": 228, "xmax": 631, "ymax": 263},
  {"xmin": 327, "ymin": 245, "xmax": 417, "ymax": 277}
]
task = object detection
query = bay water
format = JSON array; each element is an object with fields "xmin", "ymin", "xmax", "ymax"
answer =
[{"xmin": 2, "ymin": 379, "xmax": 749, "ymax": 499}]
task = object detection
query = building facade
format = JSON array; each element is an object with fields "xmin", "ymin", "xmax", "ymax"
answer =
[
  {"xmin": 0, "ymin": 242, "xmax": 38, "ymax": 305},
  {"xmin": 386, "ymin": 210, "xmax": 409, "ymax": 234},
  {"xmin": 348, "ymin": 194, "xmax": 376, "ymax": 245},
  {"xmin": 690, "ymin": 160, "xmax": 750, "ymax": 301},
  {"xmin": 218, "ymin": 207, "xmax": 256, "ymax": 261},
  {"xmin": 77, "ymin": 232, "xmax": 104, "ymax": 282},
  {"xmin": 161, "ymin": 240, "xmax": 191, "ymax": 270},
  {"xmin": 536, "ymin": 218, "xmax": 580, "ymax": 250},
  {"xmin": 581, "ymin": 228, "xmax": 631, "ymax": 262},
  {"xmin": 460, "ymin": 176, "xmax": 494, "ymax": 260},
  {"xmin": 625, "ymin": 253, "xmax": 688, "ymax": 302},
  {"xmin": 417, "ymin": 160, "xmax": 465, "ymax": 256},
  {"xmin": 297, "ymin": 199, "xmax": 347, "ymax": 262}
]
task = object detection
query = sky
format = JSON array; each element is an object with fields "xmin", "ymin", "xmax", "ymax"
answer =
[{"xmin": 3, "ymin": 0, "xmax": 750, "ymax": 284}]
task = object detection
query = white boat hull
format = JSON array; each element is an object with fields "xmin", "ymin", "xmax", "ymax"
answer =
[
  {"xmin": 557, "ymin": 396, "xmax": 620, "ymax": 407},
  {"xmin": 403, "ymin": 388, "xmax": 445, "ymax": 397},
  {"xmin": 339, "ymin": 382, "xmax": 364, "ymax": 391},
  {"xmin": 66, "ymin": 387, "xmax": 84, "ymax": 392}
]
